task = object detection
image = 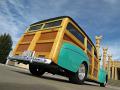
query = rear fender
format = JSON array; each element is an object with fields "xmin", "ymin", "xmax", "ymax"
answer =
[
  {"xmin": 98, "ymin": 67, "xmax": 107, "ymax": 83},
  {"xmin": 58, "ymin": 42, "xmax": 89, "ymax": 73}
]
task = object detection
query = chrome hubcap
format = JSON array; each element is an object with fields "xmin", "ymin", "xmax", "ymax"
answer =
[
  {"xmin": 78, "ymin": 64, "xmax": 86, "ymax": 80},
  {"xmin": 104, "ymin": 80, "xmax": 106, "ymax": 85}
]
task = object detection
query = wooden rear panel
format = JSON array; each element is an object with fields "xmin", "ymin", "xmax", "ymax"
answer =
[
  {"xmin": 21, "ymin": 34, "xmax": 34, "ymax": 42},
  {"xmin": 16, "ymin": 44, "xmax": 30, "ymax": 52},
  {"xmin": 39, "ymin": 31, "xmax": 57, "ymax": 40},
  {"xmin": 15, "ymin": 34, "xmax": 35, "ymax": 53},
  {"xmin": 34, "ymin": 31, "xmax": 58, "ymax": 57},
  {"xmin": 14, "ymin": 30, "xmax": 58, "ymax": 57},
  {"xmin": 34, "ymin": 43, "xmax": 53, "ymax": 52}
]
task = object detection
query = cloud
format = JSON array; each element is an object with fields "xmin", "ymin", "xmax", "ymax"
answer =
[
  {"xmin": 103, "ymin": 0, "xmax": 119, "ymax": 4},
  {"xmin": 0, "ymin": 0, "xmax": 31, "ymax": 46},
  {"xmin": 0, "ymin": 1, "xmax": 19, "ymax": 44}
]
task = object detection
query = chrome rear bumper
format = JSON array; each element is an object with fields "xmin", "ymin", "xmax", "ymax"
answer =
[{"xmin": 8, "ymin": 55, "xmax": 52, "ymax": 64}]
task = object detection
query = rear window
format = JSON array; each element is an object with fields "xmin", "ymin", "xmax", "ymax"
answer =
[
  {"xmin": 29, "ymin": 24, "xmax": 43, "ymax": 31},
  {"xmin": 44, "ymin": 20, "xmax": 62, "ymax": 28}
]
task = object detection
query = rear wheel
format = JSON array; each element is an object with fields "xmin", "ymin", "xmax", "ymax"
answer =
[
  {"xmin": 100, "ymin": 81, "xmax": 107, "ymax": 87},
  {"xmin": 29, "ymin": 63, "xmax": 45, "ymax": 76},
  {"xmin": 69, "ymin": 63, "xmax": 87, "ymax": 84}
]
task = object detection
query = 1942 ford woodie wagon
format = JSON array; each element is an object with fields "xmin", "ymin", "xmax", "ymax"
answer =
[{"xmin": 9, "ymin": 16, "xmax": 108, "ymax": 87}]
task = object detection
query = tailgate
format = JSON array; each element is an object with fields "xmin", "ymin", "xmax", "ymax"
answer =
[{"xmin": 13, "ymin": 30, "xmax": 58, "ymax": 58}]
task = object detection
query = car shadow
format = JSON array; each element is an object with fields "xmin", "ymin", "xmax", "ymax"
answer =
[
  {"xmin": 9, "ymin": 69, "xmax": 99, "ymax": 87},
  {"xmin": 9, "ymin": 69, "xmax": 70, "ymax": 83}
]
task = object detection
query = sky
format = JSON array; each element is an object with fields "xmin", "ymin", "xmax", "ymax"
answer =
[{"xmin": 0, "ymin": 0, "xmax": 120, "ymax": 61}]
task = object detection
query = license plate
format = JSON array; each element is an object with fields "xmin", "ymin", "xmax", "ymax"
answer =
[{"xmin": 22, "ymin": 51, "xmax": 34, "ymax": 57}]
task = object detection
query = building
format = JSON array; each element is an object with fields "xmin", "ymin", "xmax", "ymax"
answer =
[{"xmin": 107, "ymin": 58, "xmax": 120, "ymax": 80}]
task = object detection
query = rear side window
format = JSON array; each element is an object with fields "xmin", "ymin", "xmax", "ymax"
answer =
[
  {"xmin": 66, "ymin": 23, "xmax": 84, "ymax": 44},
  {"xmin": 29, "ymin": 24, "xmax": 43, "ymax": 31},
  {"xmin": 44, "ymin": 20, "xmax": 62, "ymax": 28},
  {"xmin": 87, "ymin": 41, "xmax": 92, "ymax": 51}
]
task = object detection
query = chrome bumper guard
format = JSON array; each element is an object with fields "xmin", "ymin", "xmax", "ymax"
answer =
[{"xmin": 8, "ymin": 55, "xmax": 52, "ymax": 64}]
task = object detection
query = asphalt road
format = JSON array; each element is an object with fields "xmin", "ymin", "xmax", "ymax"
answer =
[{"xmin": 0, "ymin": 64, "xmax": 119, "ymax": 90}]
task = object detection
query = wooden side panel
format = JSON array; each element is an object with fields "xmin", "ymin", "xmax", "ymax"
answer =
[
  {"xmin": 87, "ymin": 52, "xmax": 92, "ymax": 75},
  {"xmin": 87, "ymin": 52, "xmax": 92, "ymax": 64},
  {"xmin": 94, "ymin": 58, "xmax": 98, "ymax": 68},
  {"xmin": 93, "ymin": 57, "xmax": 98, "ymax": 78},
  {"xmin": 88, "ymin": 51, "xmax": 98, "ymax": 78},
  {"xmin": 63, "ymin": 34, "xmax": 85, "ymax": 50},
  {"xmin": 89, "ymin": 65, "xmax": 92, "ymax": 75},
  {"xmin": 93, "ymin": 68, "xmax": 98, "ymax": 78},
  {"xmin": 63, "ymin": 34, "xmax": 73, "ymax": 41}
]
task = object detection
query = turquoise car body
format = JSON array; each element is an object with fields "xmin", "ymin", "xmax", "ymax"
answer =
[{"xmin": 98, "ymin": 67, "xmax": 107, "ymax": 83}]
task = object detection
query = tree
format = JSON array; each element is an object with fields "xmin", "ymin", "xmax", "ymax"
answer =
[{"xmin": 0, "ymin": 33, "xmax": 13, "ymax": 64}]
